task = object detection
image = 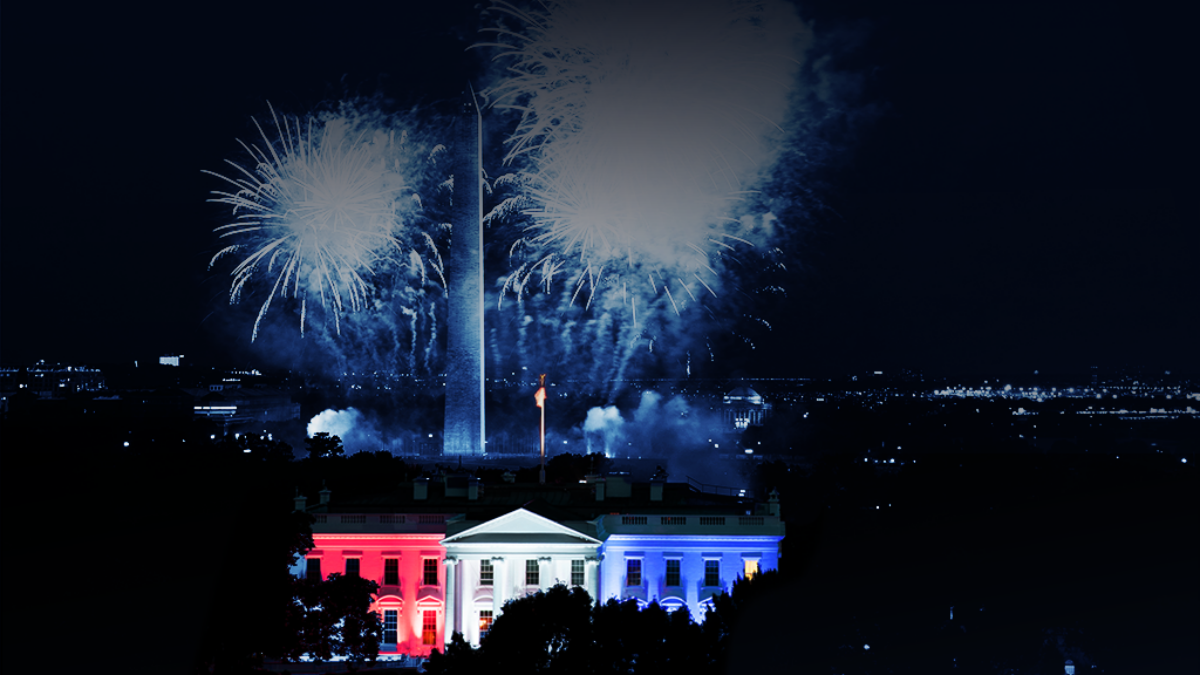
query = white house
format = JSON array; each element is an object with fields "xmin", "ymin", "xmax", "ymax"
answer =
[{"xmin": 298, "ymin": 470, "xmax": 785, "ymax": 654}]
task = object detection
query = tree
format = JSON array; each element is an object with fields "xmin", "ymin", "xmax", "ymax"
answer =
[
  {"xmin": 593, "ymin": 597, "xmax": 714, "ymax": 674},
  {"xmin": 427, "ymin": 584, "xmax": 717, "ymax": 675},
  {"xmin": 478, "ymin": 584, "xmax": 594, "ymax": 674},
  {"xmin": 287, "ymin": 573, "xmax": 382, "ymax": 670},
  {"xmin": 425, "ymin": 631, "xmax": 486, "ymax": 675},
  {"xmin": 193, "ymin": 482, "xmax": 316, "ymax": 674},
  {"xmin": 305, "ymin": 432, "xmax": 344, "ymax": 459}
]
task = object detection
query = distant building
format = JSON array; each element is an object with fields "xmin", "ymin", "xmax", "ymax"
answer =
[
  {"xmin": 722, "ymin": 385, "xmax": 772, "ymax": 430},
  {"xmin": 0, "ymin": 363, "xmax": 106, "ymax": 397},
  {"xmin": 295, "ymin": 471, "xmax": 784, "ymax": 659},
  {"xmin": 159, "ymin": 355, "xmax": 184, "ymax": 367},
  {"xmin": 187, "ymin": 387, "xmax": 300, "ymax": 425}
]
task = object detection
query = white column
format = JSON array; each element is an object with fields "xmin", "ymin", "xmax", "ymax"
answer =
[
  {"xmin": 444, "ymin": 557, "xmax": 458, "ymax": 646},
  {"xmin": 538, "ymin": 556, "xmax": 552, "ymax": 592},
  {"xmin": 586, "ymin": 557, "xmax": 600, "ymax": 603},
  {"xmin": 492, "ymin": 557, "xmax": 506, "ymax": 618},
  {"xmin": 460, "ymin": 558, "xmax": 477, "ymax": 643}
]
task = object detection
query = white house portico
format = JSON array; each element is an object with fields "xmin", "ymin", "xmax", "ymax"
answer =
[{"xmin": 440, "ymin": 507, "xmax": 603, "ymax": 646}]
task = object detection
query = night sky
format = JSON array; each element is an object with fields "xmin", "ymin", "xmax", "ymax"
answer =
[{"xmin": 2, "ymin": 0, "xmax": 1194, "ymax": 378}]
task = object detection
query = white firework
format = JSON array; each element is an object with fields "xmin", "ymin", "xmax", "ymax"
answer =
[
  {"xmin": 480, "ymin": 0, "xmax": 806, "ymax": 315},
  {"xmin": 206, "ymin": 104, "xmax": 441, "ymax": 340}
]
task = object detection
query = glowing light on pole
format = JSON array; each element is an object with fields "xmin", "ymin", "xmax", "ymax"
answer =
[
  {"xmin": 535, "ymin": 373, "xmax": 548, "ymax": 480},
  {"xmin": 206, "ymin": 104, "xmax": 439, "ymax": 340}
]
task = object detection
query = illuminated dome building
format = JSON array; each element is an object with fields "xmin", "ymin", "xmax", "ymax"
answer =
[{"xmin": 722, "ymin": 385, "xmax": 772, "ymax": 430}]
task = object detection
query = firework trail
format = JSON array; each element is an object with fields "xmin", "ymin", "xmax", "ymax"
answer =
[
  {"xmin": 206, "ymin": 103, "xmax": 442, "ymax": 341},
  {"xmin": 481, "ymin": 0, "xmax": 806, "ymax": 311}
]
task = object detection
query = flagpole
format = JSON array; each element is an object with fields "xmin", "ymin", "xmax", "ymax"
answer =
[{"xmin": 538, "ymin": 373, "xmax": 546, "ymax": 484}]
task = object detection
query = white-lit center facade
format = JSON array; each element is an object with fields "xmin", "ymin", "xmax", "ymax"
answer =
[{"xmin": 301, "ymin": 504, "xmax": 783, "ymax": 655}]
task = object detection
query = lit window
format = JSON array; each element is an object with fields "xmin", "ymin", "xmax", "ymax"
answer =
[
  {"xmin": 345, "ymin": 558, "xmax": 360, "ymax": 577},
  {"xmin": 704, "ymin": 560, "xmax": 720, "ymax": 587},
  {"xmin": 743, "ymin": 559, "xmax": 760, "ymax": 580},
  {"xmin": 383, "ymin": 610, "xmax": 398, "ymax": 644},
  {"xmin": 480, "ymin": 559, "xmax": 494, "ymax": 586},
  {"xmin": 422, "ymin": 610, "xmax": 437, "ymax": 646},
  {"xmin": 479, "ymin": 610, "xmax": 493, "ymax": 639},
  {"xmin": 384, "ymin": 558, "xmax": 399, "ymax": 586},
  {"xmin": 571, "ymin": 559, "xmax": 585, "ymax": 587},
  {"xmin": 525, "ymin": 559, "xmax": 540, "ymax": 586},
  {"xmin": 423, "ymin": 559, "xmax": 438, "ymax": 586},
  {"xmin": 626, "ymin": 559, "xmax": 642, "ymax": 586},
  {"xmin": 306, "ymin": 558, "xmax": 322, "ymax": 581},
  {"xmin": 665, "ymin": 559, "xmax": 681, "ymax": 587}
]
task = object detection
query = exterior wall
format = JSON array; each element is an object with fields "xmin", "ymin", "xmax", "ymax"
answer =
[
  {"xmin": 442, "ymin": 544, "xmax": 602, "ymax": 647},
  {"xmin": 299, "ymin": 503, "xmax": 783, "ymax": 658},
  {"xmin": 599, "ymin": 534, "xmax": 783, "ymax": 622},
  {"xmin": 307, "ymin": 533, "xmax": 446, "ymax": 657}
]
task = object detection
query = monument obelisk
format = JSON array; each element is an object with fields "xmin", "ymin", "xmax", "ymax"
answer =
[{"xmin": 443, "ymin": 90, "xmax": 485, "ymax": 456}]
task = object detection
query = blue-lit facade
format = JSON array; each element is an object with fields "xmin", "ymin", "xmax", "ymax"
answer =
[{"xmin": 596, "ymin": 516, "xmax": 783, "ymax": 621}]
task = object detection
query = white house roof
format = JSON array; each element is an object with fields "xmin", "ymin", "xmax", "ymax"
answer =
[{"xmin": 442, "ymin": 507, "xmax": 602, "ymax": 546}]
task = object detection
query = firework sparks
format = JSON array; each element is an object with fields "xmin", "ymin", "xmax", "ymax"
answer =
[
  {"xmin": 206, "ymin": 103, "xmax": 439, "ymax": 340},
  {"xmin": 480, "ymin": 0, "xmax": 807, "ymax": 316}
]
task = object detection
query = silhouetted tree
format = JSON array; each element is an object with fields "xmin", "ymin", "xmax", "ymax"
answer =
[
  {"xmin": 288, "ymin": 573, "xmax": 382, "ymax": 670},
  {"xmin": 425, "ymin": 631, "xmax": 486, "ymax": 675},
  {"xmin": 593, "ymin": 597, "xmax": 713, "ymax": 674},
  {"xmin": 305, "ymin": 431, "xmax": 344, "ymax": 459},
  {"xmin": 482, "ymin": 584, "xmax": 594, "ymax": 673},
  {"xmin": 193, "ymin": 486, "xmax": 316, "ymax": 674},
  {"xmin": 427, "ymin": 584, "xmax": 717, "ymax": 675}
]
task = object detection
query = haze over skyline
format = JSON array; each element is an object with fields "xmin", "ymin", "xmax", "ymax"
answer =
[{"xmin": 2, "ymin": 0, "xmax": 1194, "ymax": 379}]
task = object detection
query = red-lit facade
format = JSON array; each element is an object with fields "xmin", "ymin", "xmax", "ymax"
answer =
[{"xmin": 309, "ymin": 532, "xmax": 446, "ymax": 657}]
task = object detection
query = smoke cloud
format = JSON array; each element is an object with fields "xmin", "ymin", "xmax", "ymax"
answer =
[
  {"xmin": 579, "ymin": 389, "xmax": 744, "ymax": 487},
  {"xmin": 307, "ymin": 407, "xmax": 413, "ymax": 455}
]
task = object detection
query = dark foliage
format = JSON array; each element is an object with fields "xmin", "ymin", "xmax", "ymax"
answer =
[
  {"xmin": 288, "ymin": 573, "xmax": 383, "ymax": 668},
  {"xmin": 426, "ymin": 576, "xmax": 789, "ymax": 675},
  {"xmin": 305, "ymin": 431, "xmax": 345, "ymax": 459}
]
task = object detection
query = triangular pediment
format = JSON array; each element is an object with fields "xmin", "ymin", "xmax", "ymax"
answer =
[{"xmin": 442, "ymin": 507, "xmax": 601, "ymax": 546}]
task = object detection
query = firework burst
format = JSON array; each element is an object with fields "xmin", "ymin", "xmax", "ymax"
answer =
[
  {"xmin": 206, "ymin": 103, "xmax": 441, "ymax": 340},
  {"xmin": 480, "ymin": 0, "xmax": 806, "ymax": 318}
]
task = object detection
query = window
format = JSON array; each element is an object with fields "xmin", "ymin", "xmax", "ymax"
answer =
[
  {"xmin": 480, "ymin": 559, "xmax": 493, "ymax": 586},
  {"xmin": 626, "ymin": 559, "xmax": 642, "ymax": 586},
  {"xmin": 525, "ymin": 559, "xmax": 539, "ymax": 586},
  {"xmin": 384, "ymin": 558, "xmax": 399, "ymax": 586},
  {"xmin": 665, "ymin": 559, "xmax": 681, "ymax": 587},
  {"xmin": 704, "ymin": 559, "xmax": 720, "ymax": 587},
  {"xmin": 345, "ymin": 558, "xmax": 360, "ymax": 577},
  {"xmin": 571, "ymin": 560, "xmax": 585, "ymax": 587},
  {"xmin": 422, "ymin": 610, "xmax": 437, "ymax": 646},
  {"xmin": 743, "ymin": 559, "xmax": 760, "ymax": 580},
  {"xmin": 383, "ymin": 610, "xmax": 398, "ymax": 644},
  {"xmin": 479, "ymin": 610, "xmax": 493, "ymax": 639},
  {"xmin": 306, "ymin": 558, "xmax": 322, "ymax": 581},
  {"xmin": 423, "ymin": 558, "xmax": 438, "ymax": 586}
]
